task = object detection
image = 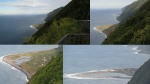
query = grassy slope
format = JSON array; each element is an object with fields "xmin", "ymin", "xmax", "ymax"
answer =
[
  {"xmin": 26, "ymin": 18, "xmax": 83, "ymax": 44},
  {"xmin": 117, "ymin": 0, "xmax": 147, "ymax": 23},
  {"xmin": 27, "ymin": 52, "xmax": 63, "ymax": 84},
  {"xmin": 103, "ymin": 0, "xmax": 150, "ymax": 44},
  {"xmin": 6, "ymin": 47, "xmax": 61, "ymax": 76},
  {"xmin": 25, "ymin": 0, "xmax": 90, "ymax": 44},
  {"xmin": 54, "ymin": 0, "xmax": 90, "ymax": 20},
  {"xmin": 45, "ymin": 7, "xmax": 63, "ymax": 22}
]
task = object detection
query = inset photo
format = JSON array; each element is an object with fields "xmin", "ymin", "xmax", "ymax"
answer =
[
  {"xmin": 91, "ymin": 0, "xmax": 150, "ymax": 44},
  {"xmin": 63, "ymin": 45, "xmax": 150, "ymax": 84},
  {"xmin": 0, "ymin": 45, "xmax": 62, "ymax": 84},
  {"xmin": 0, "ymin": 0, "xmax": 89, "ymax": 45}
]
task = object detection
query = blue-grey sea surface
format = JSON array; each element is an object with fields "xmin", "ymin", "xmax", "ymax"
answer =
[
  {"xmin": 63, "ymin": 45, "xmax": 150, "ymax": 84},
  {"xmin": 0, "ymin": 45, "xmax": 58, "ymax": 84},
  {"xmin": 0, "ymin": 15, "xmax": 46, "ymax": 44},
  {"xmin": 90, "ymin": 9, "xmax": 121, "ymax": 44}
]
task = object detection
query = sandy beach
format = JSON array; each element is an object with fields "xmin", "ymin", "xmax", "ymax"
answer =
[
  {"xmin": 94, "ymin": 24, "xmax": 118, "ymax": 37},
  {"xmin": 2, "ymin": 56, "xmax": 31, "ymax": 80},
  {"xmin": 94, "ymin": 24, "xmax": 113, "ymax": 37}
]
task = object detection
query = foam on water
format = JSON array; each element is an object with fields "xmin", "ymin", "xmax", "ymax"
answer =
[
  {"xmin": 30, "ymin": 25, "xmax": 37, "ymax": 31},
  {"xmin": 64, "ymin": 69, "xmax": 132, "ymax": 80},
  {"xmin": 0, "ymin": 55, "xmax": 29, "ymax": 82},
  {"xmin": 93, "ymin": 27, "xmax": 107, "ymax": 38},
  {"xmin": 131, "ymin": 46, "xmax": 142, "ymax": 54}
]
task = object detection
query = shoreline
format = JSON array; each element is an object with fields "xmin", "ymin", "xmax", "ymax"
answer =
[
  {"xmin": 94, "ymin": 24, "xmax": 118, "ymax": 37},
  {"xmin": 30, "ymin": 25, "xmax": 38, "ymax": 30},
  {"xmin": 64, "ymin": 68, "xmax": 137, "ymax": 80},
  {"xmin": 94, "ymin": 27, "xmax": 107, "ymax": 38},
  {"xmin": 93, "ymin": 24, "xmax": 113, "ymax": 37},
  {"xmin": 30, "ymin": 23, "xmax": 44, "ymax": 30},
  {"xmin": 2, "ymin": 55, "xmax": 31, "ymax": 81}
]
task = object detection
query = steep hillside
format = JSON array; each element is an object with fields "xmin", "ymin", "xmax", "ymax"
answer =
[
  {"xmin": 25, "ymin": 0, "xmax": 90, "ymax": 44},
  {"xmin": 102, "ymin": 0, "xmax": 150, "ymax": 44},
  {"xmin": 128, "ymin": 59, "xmax": 150, "ymax": 84},
  {"xmin": 27, "ymin": 52, "xmax": 63, "ymax": 84},
  {"xmin": 44, "ymin": 7, "xmax": 63, "ymax": 22},
  {"xmin": 117, "ymin": 0, "xmax": 147, "ymax": 23},
  {"xmin": 54, "ymin": 0, "xmax": 89, "ymax": 20}
]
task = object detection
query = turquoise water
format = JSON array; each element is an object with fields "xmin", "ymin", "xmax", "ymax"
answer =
[
  {"xmin": 63, "ymin": 45, "xmax": 150, "ymax": 84},
  {"xmin": 0, "ymin": 45, "xmax": 58, "ymax": 84}
]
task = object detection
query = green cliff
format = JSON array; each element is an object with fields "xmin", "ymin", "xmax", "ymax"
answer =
[
  {"xmin": 103, "ymin": 0, "xmax": 150, "ymax": 44},
  {"xmin": 25, "ymin": 0, "xmax": 90, "ymax": 44},
  {"xmin": 44, "ymin": 7, "xmax": 63, "ymax": 22},
  {"xmin": 117, "ymin": 0, "xmax": 147, "ymax": 23},
  {"xmin": 27, "ymin": 52, "xmax": 63, "ymax": 84}
]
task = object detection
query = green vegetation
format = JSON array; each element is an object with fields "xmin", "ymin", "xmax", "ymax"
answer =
[
  {"xmin": 25, "ymin": 0, "xmax": 90, "ymax": 44},
  {"xmin": 45, "ymin": 7, "xmax": 63, "ymax": 22},
  {"xmin": 54, "ymin": 0, "xmax": 89, "ymax": 20},
  {"xmin": 27, "ymin": 52, "xmax": 63, "ymax": 84},
  {"xmin": 32, "ymin": 24, "xmax": 44, "ymax": 30},
  {"xmin": 6, "ymin": 47, "xmax": 61, "ymax": 76},
  {"xmin": 103, "ymin": 24, "xmax": 118, "ymax": 36},
  {"xmin": 128, "ymin": 59, "xmax": 150, "ymax": 84},
  {"xmin": 103, "ymin": 0, "xmax": 150, "ymax": 44},
  {"xmin": 25, "ymin": 18, "xmax": 85, "ymax": 44},
  {"xmin": 117, "ymin": 0, "xmax": 147, "ymax": 23}
]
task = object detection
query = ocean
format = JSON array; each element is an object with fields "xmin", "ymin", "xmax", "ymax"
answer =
[
  {"xmin": 0, "ymin": 14, "xmax": 46, "ymax": 44},
  {"xmin": 63, "ymin": 45, "xmax": 150, "ymax": 84},
  {"xmin": 0, "ymin": 45, "xmax": 58, "ymax": 84},
  {"xmin": 90, "ymin": 9, "xmax": 121, "ymax": 44}
]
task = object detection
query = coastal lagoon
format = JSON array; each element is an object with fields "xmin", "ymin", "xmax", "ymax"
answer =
[
  {"xmin": 90, "ymin": 9, "xmax": 121, "ymax": 44},
  {"xmin": 0, "ymin": 15, "xmax": 46, "ymax": 44},
  {"xmin": 0, "ymin": 45, "xmax": 58, "ymax": 84},
  {"xmin": 63, "ymin": 45, "xmax": 150, "ymax": 84}
]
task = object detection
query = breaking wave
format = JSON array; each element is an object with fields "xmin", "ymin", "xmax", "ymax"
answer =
[{"xmin": 64, "ymin": 69, "xmax": 133, "ymax": 80}]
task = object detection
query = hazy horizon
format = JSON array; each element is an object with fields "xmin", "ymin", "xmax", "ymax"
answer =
[
  {"xmin": 0, "ymin": 0, "xmax": 71, "ymax": 15},
  {"xmin": 91, "ymin": 0, "xmax": 137, "ymax": 9}
]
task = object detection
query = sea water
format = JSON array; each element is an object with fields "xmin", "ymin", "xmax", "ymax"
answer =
[
  {"xmin": 90, "ymin": 9, "xmax": 121, "ymax": 44},
  {"xmin": 63, "ymin": 45, "xmax": 150, "ymax": 84},
  {"xmin": 0, "ymin": 45, "xmax": 58, "ymax": 84},
  {"xmin": 0, "ymin": 15, "xmax": 46, "ymax": 44}
]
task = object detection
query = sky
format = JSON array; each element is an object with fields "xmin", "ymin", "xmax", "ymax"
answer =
[
  {"xmin": 0, "ymin": 0, "xmax": 71, "ymax": 15},
  {"xmin": 91, "ymin": 0, "xmax": 137, "ymax": 9}
]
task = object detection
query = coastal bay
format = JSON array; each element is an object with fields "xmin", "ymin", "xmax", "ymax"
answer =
[
  {"xmin": 0, "ymin": 45, "xmax": 58, "ymax": 84},
  {"xmin": 64, "ymin": 45, "xmax": 150, "ymax": 84},
  {"xmin": 94, "ymin": 24, "xmax": 118, "ymax": 36},
  {"xmin": 90, "ymin": 9, "xmax": 120, "ymax": 44},
  {"xmin": 2, "ymin": 48, "xmax": 59, "ymax": 80}
]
